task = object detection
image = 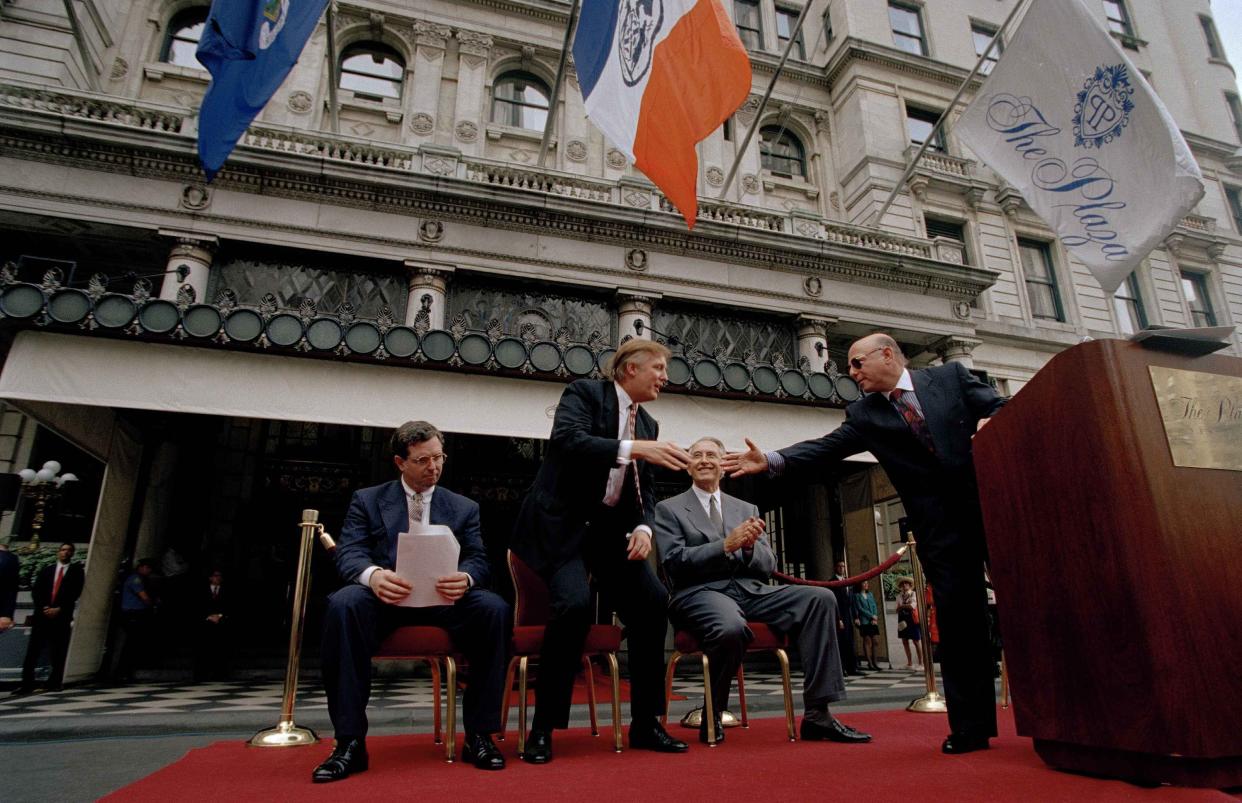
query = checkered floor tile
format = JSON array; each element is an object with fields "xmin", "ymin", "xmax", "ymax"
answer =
[{"xmin": 0, "ymin": 667, "xmax": 931, "ymax": 720}]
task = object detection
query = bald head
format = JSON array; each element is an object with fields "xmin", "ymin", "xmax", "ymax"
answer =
[{"xmin": 847, "ymin": 333, "xmax": 905, "ymax": 393}]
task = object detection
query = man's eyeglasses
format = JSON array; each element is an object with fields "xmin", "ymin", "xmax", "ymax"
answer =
[
  {"xmin": 405, "ymin": 454, "xmax": 447, "ymax": 467},
  {"xmin": 849, "ymin": 347, "xmax": 885, "ymax": 370}
]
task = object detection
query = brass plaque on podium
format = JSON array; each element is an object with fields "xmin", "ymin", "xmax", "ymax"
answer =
[{"xmin": 1149, "ymin": 366, "xmax": 1242, "ymax": 471}]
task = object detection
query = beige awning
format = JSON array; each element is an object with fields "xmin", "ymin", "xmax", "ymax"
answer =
[{"xmin": 0, "ymin": 331, "xmax": 872, "ymax": 460}]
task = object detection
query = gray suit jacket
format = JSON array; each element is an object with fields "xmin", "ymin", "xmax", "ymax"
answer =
[{"xmin": 654, "ymin": 488, "xmax": 778, "ymax": 605}]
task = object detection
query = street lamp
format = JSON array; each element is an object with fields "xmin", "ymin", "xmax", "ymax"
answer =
[{"xmin": 16, "ymin": 460, "xmax": 77, "ymax": 553}]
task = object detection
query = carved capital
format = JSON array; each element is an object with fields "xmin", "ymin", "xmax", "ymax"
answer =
[
  {"xmin": 457, "ymin": 29, "xmax": 494, "ymax": 59},
  {"xmin": 1164, "ymin": 233, "xmax": 1184, "ymax": 257},
  {"xmin": 933, "ymin": 335, "xmax": 983, "ymax": 364},
  {"xmin": 995, "ymin": 185, "xmax": 1024, "ymax": 217},
  {"xmin": 413, "ymin": 19, "xmax": 451, "ymax": 49}
]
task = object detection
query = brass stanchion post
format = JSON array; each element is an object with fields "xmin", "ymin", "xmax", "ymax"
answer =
[
  {"xmin": 249, "ymin": 509, "xmax": 323, "ymax": 747},
  {"xmin": 905, "ymin": 532, "xmax": 948, "ymax": 714}
]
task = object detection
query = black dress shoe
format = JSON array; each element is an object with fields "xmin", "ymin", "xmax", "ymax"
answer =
[
  {"xmin": 941, "ymin": 733, "xmax": 990, "ymax": 754},
  {"xmin": 800, "ymin": 717, "xmax": 872, "ymax": 743},
  {"xmin": 629, "ymin": 720, "xmax": 689, "ymax": 753},
  {"xmin": 522, "ymin": 729, "xmax": 553, "ymax": 764},
  {"xmin": 698, "ymin": 713, "xmax": 725, "ymax": 745},
  {"xmin": 462, "ymin": 733, "xmax": 505, "ymax": 770},
  {"xmin": 312, "ymin": 738, "xmax": 368, "ymax": 783}
]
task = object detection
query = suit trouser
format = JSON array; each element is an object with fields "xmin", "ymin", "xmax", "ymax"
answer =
[
  {"xmin": 22, "ymin": 618, "xmax": 72, "ymax": 689},
  {"xmin": 321, "ymin": 584, "xmax": 511, "ymax": 739},
  {"xmin": 533, "ymin": 539, "xmax": 670, "ymax": 731},
  {"xmin": 669, "ymin": 583, "xmax": 846, "ymax": 714},
  {"xmin": 921, "ymin": 537, "xmax": 997, "ymax": 738}
]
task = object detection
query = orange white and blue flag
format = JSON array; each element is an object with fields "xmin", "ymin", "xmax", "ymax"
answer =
[{"xmin": 573, "ymin": 0, "xmax": 751, "ymax": 227}]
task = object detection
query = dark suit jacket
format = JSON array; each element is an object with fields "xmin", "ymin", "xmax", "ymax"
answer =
[
  {"xmin": 334, "ymin": 480, "xmax": 491, "ymax": 589},
  {"xmin": 31, "ymin": 560, "xmax": 85, "ymax": 625},
  {"xmin": 779, "ymin": 362, "xmax": 1006, "ymax": 568},
  {"xmin": 654, "ymin": 488, "xmax": 777, "ymax": 605},
  {"xmin": 199, "ymin": 582, "xmax": 230, "ymax": 621},
  {"xmin": 511, "ymin": 379, "xmax": 659, "ymax": 574},
  {"xmin": 0, "ymin": 549, "xmax": 18, "ymax": 620}
]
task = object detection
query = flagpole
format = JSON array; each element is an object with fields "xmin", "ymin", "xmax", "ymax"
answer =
[
  {"xmin": 717, "ymin": 0, "xmax": 813, "ymax": 201},
  {"xmin": 61, "ymin": 0, "xmax": 100, "ymax": 92},
  {"xmin": 866, "ymin": 0, "xmax": 1031, "ymax": 228},
  {"xmin": 324, "ymin": 0, "xmax": 341, "ymax": 135},
  {"xmin": 538, "ymin": 0, "xmax": 581, "ymax": 169}
]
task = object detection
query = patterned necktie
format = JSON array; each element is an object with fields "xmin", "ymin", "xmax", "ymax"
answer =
[
  {"xmin": 626, "ymin": 404, "xmax": 644, "ymax": 515},
  {"xmin": 708, "ymin": 495, "xmax": 724, "ymax": 538},
  {"xmin": 891, "ymin": 388, "xmax": 935, "ymax": 453},
  {"xmin": 409, "ymin": 492, "xmax": 425, "ymax": 530},
  {"xmin": 52, "ymin": 565, "xmax": 64, "ymax": 603}
]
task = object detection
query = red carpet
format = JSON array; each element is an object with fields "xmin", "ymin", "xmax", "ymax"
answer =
[
  {"xmin": 104, "ymin": 707, "xmax": 1234, "ymax": 802},
  {"xmin": 513, "ymin": 673, "xmax": 684, "ymax": 706}
]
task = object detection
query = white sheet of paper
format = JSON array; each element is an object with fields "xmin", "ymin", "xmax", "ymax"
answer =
[{"xmin": 394, "ymin": 524, "xmax": 461, "ymax": 608}]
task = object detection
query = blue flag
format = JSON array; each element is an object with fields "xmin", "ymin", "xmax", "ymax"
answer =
[{"xmin": 196, "ymin": 0, "xmax": 328, "ymax": 180}]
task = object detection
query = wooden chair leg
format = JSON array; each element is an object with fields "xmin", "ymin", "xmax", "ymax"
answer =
[
  {"xmin": 517, "ymin": 655, "xmax": 529, "ymax": 756},
  {"xmin": 735, "ymin": 665, "xmax": 749, "ymax": 727},
  {"xmin": 775, "ymin": 648, "xmax": 796, "ymax": 742},
  {"xmin": 499, "ymin": 656, "xmax": 518, "ymax": 740},
  {"xmin": 430, "ymin": 657, "xmax": 443, "ymax": 744},
  {"xmin": 662, "ymin": 652, "xmax": 683, "ymax": 726},
  {"xmin": 701, "ymin": 653, "xmax": 717, "ymax": 747},
  {"xmin": 606, "ymin": 651, "xmax": 622, "ymax": 753},
  {"xmin": 583, "ymin": 655, "xmax": 599, "ymax": 736},
  {"xmin": 444, "ymin": 655, "xmax": 458, "ymax": 762}
]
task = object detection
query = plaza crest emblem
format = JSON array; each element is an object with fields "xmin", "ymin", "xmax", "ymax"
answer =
[
  {"xmin": 258, "ymin": 0, "xmax": 289, "ymax": 50},
  {"xmin": 1072, "ymin": 64, "xmax": 1135, "ymax": 149},
  {"xmin": 618, "ymin": 0, "xmax": 664, "ymax": 88}
]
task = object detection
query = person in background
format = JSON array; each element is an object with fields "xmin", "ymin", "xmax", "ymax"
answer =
[
  {"xmin": 0, "ymin": 541, "xmax": 18, "ymax": 632},
  {"xmin": 852, "ymin": 579, "xmax": 881, "ymax": 671},
  {"xmin": 112, "ymin": 558, "xmax": 155, "ymax": 685},
  {"xmin": 896, "ymin": 577, "xmax": 923, "ymax": 670},
  {"xmin": 20, "ymin": 542, "xmax": 85, "ymax": 693}
]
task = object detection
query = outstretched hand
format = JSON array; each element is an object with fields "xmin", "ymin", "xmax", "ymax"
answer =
[
  {"xmin": 631, "ymin": 440, "xmax": 691, "ymax": 471},
  {"xmin": 721, "ymin": 438, "xmax": 767, "ymax": 478}
]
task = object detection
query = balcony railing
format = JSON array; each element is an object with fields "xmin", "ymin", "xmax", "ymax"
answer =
[{"xmin": 0, "ymin": 80, "xmax": 956, "ymax": 265}]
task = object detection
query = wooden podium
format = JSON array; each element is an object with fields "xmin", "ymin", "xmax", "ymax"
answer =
[{"xmin": 974, "ymin": 338, "xmax": 1242, "ymax": 788}]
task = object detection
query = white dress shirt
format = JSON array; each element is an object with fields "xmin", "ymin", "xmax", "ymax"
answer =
[
  {"xmin": 883, "ymin": 369, "xmax": 926, "ymax": 418},
  {"xmin": 358, "ymin": 481, "xmax": 472, "ymax": 589},
  {"xmin": 602, "ymin": 382, "xmax": 651, "ymax": 539}
]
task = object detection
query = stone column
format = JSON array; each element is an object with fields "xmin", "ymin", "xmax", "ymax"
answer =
[
  {"xmin": 158, "ymin": 232, "xmax": 217, "ymax": 304},
  {"xmin": 452, "ymin": 29, "xmax": 493, "ymax": 157},
  {"xmin": 617, "ymin": 291, "xmax": 656, "ymax": 343},
  {"xmin": 404, "ymin": 263, "xmax": 452, "ymax": 331},
  {"xmin": 406, "ymin": 20, "xmax": 451, "ymax": 145},
  {"xmin": 933, "ymin": 335, "xmax": 982, "ymax": 369},
  {"xmin": 796, "ymin": 315, "xmax": 836, "ymax": 371}
]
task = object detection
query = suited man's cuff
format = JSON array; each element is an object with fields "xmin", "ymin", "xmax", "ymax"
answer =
[
  {"xmin": 617, "ymin": 440, "xmax": 633, "ymax": 463},
  {"xmin": 358, "ymin": 566, "xmax": 380, "ymax": 588},
  {"xmin": 766, "ymin": 451, "xmax": 786, "ymax": 477},
  {"xmin": 628, "ymin": 524, "xmax": 652, "ymax": 540}
]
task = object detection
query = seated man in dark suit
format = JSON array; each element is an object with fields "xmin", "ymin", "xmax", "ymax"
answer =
[
  {"xmin": 655, "ymin": 437, "xmax": 870, "ymax": 745},
  {"xmin": 313, "ymin": 421, "xmax": 511, "ymax": 782}
]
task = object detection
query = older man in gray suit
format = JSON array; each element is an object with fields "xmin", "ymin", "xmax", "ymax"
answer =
[{"xmin": 654, "ymin": 436, "xmax": 870, "ymax": 746}]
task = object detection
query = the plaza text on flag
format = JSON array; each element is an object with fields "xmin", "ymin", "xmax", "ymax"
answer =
[
  {"xmin": 196, "ymin": 0, "xmax": 328, "ymax": 181},
  {"xmin": 573, "ymin": 0, "xmax": 751, "ymax": 228},
  {"xmin": 954, "ymin": 0, "xmax": 1203, "ymax": 295}
]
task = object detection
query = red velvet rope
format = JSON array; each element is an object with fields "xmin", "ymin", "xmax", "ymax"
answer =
[{"xmin": 771, "ymin": 545, "xmax": 909, "ymax": 588}]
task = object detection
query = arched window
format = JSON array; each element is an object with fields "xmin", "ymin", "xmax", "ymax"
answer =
[
  {"xmin": 759, "ymin": 125, "xmax": 806, "ymax": 178},
  {"xmin": 339, "ymin": 42, "xmax": 405, "ymax": 101},
  {"xmin": 491, "ymin": 71, "xmax": 550, "ymax": 131},
  {"xmin": 162, "ymin": 7, "xmax": 208, "ymax": 70}
]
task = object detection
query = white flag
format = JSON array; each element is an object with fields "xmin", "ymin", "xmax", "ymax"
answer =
[{"xmin": 955, "ymin": 0, "xmax": 1204, "ymax": 295}]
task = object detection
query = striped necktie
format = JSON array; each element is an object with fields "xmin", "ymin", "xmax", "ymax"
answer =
[
  {"xmin": 891, "ymin": 388, "xmax": 935, "ymax": 453},
  {"xmin": 626, "ymin": 404, "xmax": 644, "ymax": 515}
]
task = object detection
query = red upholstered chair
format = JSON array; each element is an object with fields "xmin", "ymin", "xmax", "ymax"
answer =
[
  {"xmin": 373, "ymin": 626, "xmax": 459, "ymax": 762},
  {"xmin": 500, "ymin": 550, "xmax": 624, "ymax": 753},
  {"xmin": 663, "ymin": 623, "xmax": 797, "ymax": 745}
]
